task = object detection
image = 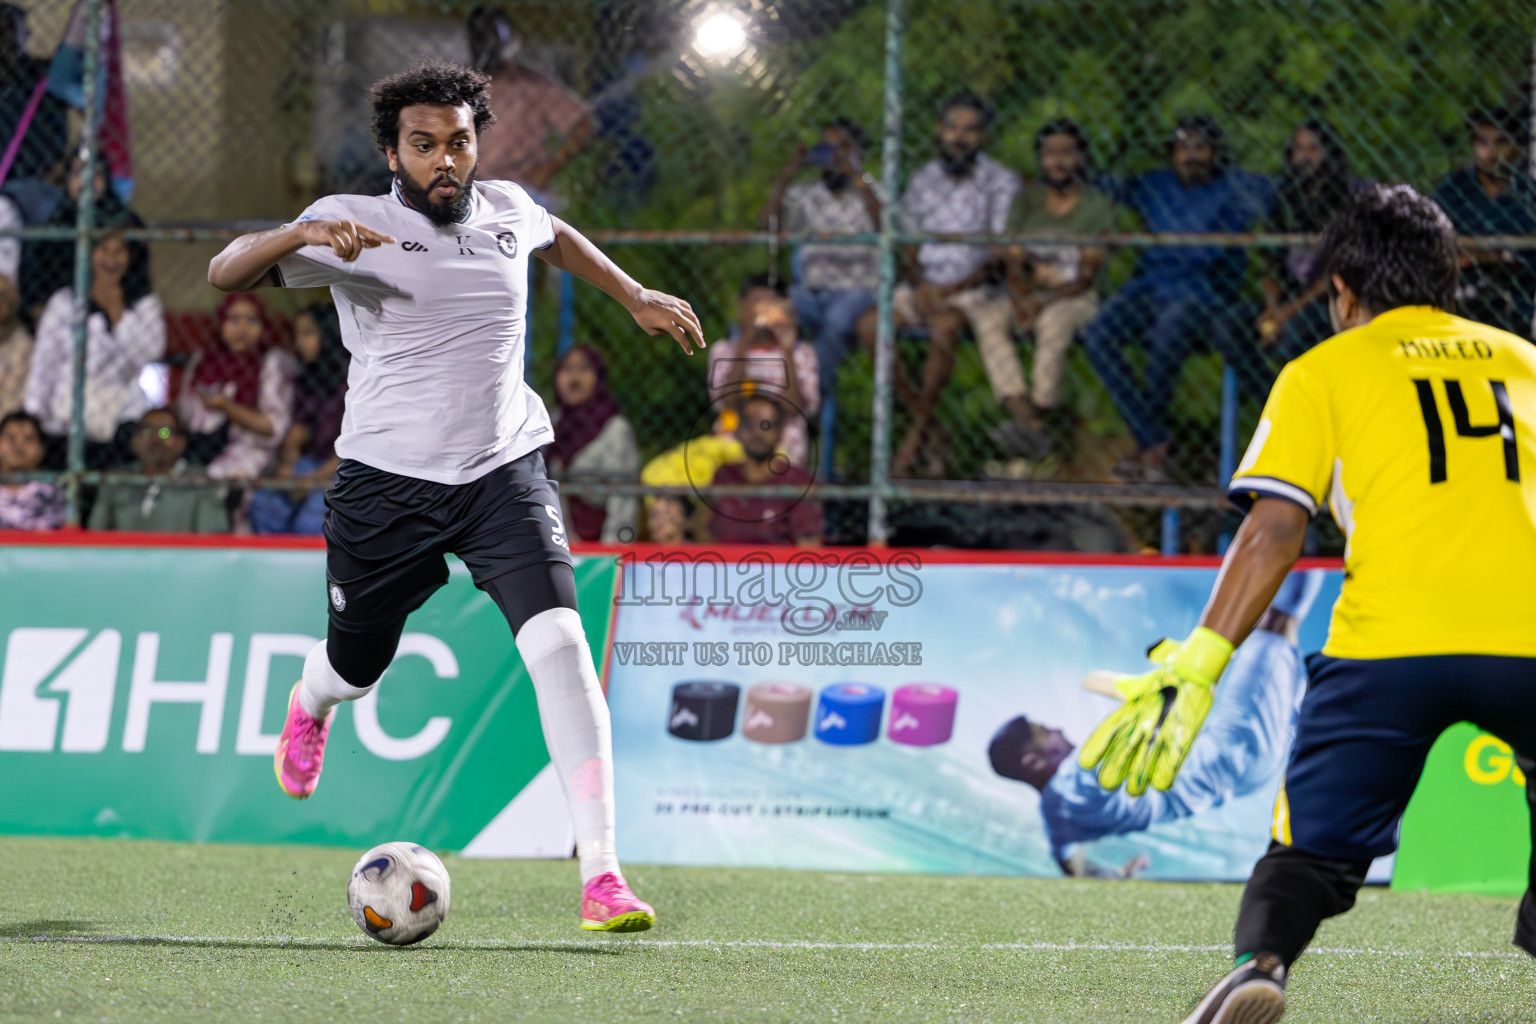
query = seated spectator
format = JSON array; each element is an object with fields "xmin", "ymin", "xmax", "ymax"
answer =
[
  {"xmin": 1001, "ymin": 118, "xmax": 1115, "ymax": 457},
  {"xmin": 1083, "ymin": 115, "xmax": 1272, "ymax": 482},
  {"xmin": 0, "ymin": 410, "xmax": 63, "ymax": 530},
  {"xmin": 1433, "ymin": 105, "xmax": 1536, "ymax": 338},
  {"xmin": 20, "ymin": 152, "xmax": 139, "ymax": 328},
  {"xmin": 646, "ymin": 495, "xmax": 692, "ymax": 545},
  {"xmin": 763, "ymin": 118, "xmax": 880, "ymax": 409},
  {"xmin": 708, "ymin": 395, "xmax": 823, "ymax": 547},
  {"xmin": 469, "ymin": 6, "xmax": 594, "ymax": 197},
  {"xmin": 545, "ymin": 344, "xmax": 638, "ymax": 543},
  {"xmin": 0, "ymin": 274, "xmax": 31, "ymax": 416},
  {"xmin": 708, "ymin": 293, "xmax": 819, "ymax": 467},
  {"xmin": 640, "ymin": 413, "xmax": 743, "ymax": 544},
  {"xmin": 25, "ymin": 214, "xmax": 162, "ymax": 468},
  {"xmin": 87, "ymin": 408, "xmax": 229, "ymax": 533},
  {"xmin": 249, "ymin": 303, "xmax": 348, "ymax": 535},
  {"xmin": 177, "ymin": 292, "xmax": 294, "ymax": 481},
  {"xmin": 1253, "ymin": 120, "xmax": 1355, "ymax": 369},
  {"xmin": 892, "ymin": 90, "xmax": 1023, "ymax": 476}
]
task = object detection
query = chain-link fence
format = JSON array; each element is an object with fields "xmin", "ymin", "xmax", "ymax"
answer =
[{"xmin": 4, "ymin": 0, "xmax": 1536, "ymax": 552}]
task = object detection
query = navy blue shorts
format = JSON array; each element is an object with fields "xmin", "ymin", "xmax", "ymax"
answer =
[{"xmin": 1279, "ymin": 653, "xmax": 1536, "ymax": 861}]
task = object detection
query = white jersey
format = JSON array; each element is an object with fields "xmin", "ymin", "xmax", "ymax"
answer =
[{"xmin": 274, "ymin": 180, "xmax": 555, "ymax": 484}]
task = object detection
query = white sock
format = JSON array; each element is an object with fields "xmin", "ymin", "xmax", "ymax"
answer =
[
  {"xmin": 298, "ymin": 640, "xmax": 373, "ymax": 719},
  {"xmin": 515, "ymin": 607, "xmax": 620, "ymax": 884}
]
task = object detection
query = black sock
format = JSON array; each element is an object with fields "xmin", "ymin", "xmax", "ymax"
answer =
[{"xmin": 1234, "ymin": 842, "xmax": 1371, "ymax": 968}]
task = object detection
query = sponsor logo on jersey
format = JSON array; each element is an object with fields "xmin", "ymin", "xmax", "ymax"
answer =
[
  {"xmin": 401, "ymin": 241, "xmax": 428, "ymax": 252},
  {"xmin": 496, "ymin": 231, "xmax": 518, "ymax": 259}
]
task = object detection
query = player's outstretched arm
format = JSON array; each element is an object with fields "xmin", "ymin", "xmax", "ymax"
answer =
[
  {"xmin": 1078, "ymin": 497, "xmax": 1308, "ymax": 795},
  {"xmin": 536, "ymin": 217, "xmax": 706, "ymax": 354},
  {"xmin": 208, "ymin": 220, "xmax": 395, "ymax": 292}
]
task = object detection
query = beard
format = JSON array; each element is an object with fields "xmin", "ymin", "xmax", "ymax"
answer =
[
  {"xmin": 395, "ymin": 163, "xmax": 477, "ymax": 226},
  {"xmin": 939, "ymin": 146, "xmax": 979, "ymax": 177},
  {"xmin": 821, "ymin": 168, "xmax": 852, "ymax": 192}
]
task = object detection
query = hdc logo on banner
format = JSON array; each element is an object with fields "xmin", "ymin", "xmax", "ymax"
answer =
[
  {"xmin": 0, "ymin": 545, "xmax": 619, "ymax": 853},
  {"xmin": 0, "ymin": 628, "xmax": 457, "ymax": 759}
]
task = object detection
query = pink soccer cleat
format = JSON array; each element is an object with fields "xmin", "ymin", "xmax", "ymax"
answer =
[
  {"xmin": 580, "ymin": 872, "xmax": 655, "ymax": 932},
  {"xmin": 273, "ymin": 682, "xmax": 332, "ymax": 799}
]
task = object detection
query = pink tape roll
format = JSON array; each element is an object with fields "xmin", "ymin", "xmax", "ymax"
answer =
[{"xmin": 887, "ymin": 683, "xmax": 958, "ymax": 746}]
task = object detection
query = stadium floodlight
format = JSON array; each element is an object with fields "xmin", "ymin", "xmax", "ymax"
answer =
[{"xmin": 692, "ymin": 8, "xmax": 748, "ymax": 64}]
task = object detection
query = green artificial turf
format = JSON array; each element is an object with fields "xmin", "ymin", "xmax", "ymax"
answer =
[{"xmin": 0, "ymin": 836, "xmax": 1530, "ymax": 1023}]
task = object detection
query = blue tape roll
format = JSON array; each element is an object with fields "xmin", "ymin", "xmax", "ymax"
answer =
[
  {"xmin": 668, "ymin": 681, "xmax": 740, "ymax": 742},
  {"xmin": 813, "ymin": 683, "xmax": 884, "ymax": 746}
]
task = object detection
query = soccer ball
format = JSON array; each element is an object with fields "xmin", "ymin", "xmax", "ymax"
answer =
[{"xmin": 347, "ymin": 841, "xmax": 452, "ymax": 945}]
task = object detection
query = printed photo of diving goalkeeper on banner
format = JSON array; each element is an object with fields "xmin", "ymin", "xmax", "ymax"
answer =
[{"xmin": 606, "ymin": 557, "xmax": 1390, "ymax": 882}]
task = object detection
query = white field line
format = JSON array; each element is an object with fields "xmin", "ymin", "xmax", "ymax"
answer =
[{"xmin": 4, "ymin": 934, "xmax": 1529, "ymax": 961}]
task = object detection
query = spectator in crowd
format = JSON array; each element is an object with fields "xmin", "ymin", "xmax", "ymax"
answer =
[
  {"xmin": 176, "ymin": 292, "xmax": 293, "ymax": 481},
  {"xmin": 1001, "ymin": 118, "xmax": 1115, "ymax": 456},
  {"xmin": 25, "ymin": 214, "xmax": 162, "ymax": 468},
  {"xmin": 708, "ymin": 289, "xmax": 819, "ymax": 468},
  {"xmin": 468, "ymin": 5, "xmax": 594, "ymax": 197},
  {"xmin": 1083, "ymin": 115, "xmax": 1272, "ymax": 482},
  {"xmin": 0, "ymin": 188, "xmax": 19, "ymax": 286},
  {"xmin": 545, "ymin": 344, "xmax": 639, "ymax": 543},
  {"xmin": 1433, "ymin": 105, "xmax": 1536, "ymax": 337},
  {"xmin": 0, "ymin": 4, "xmax": 69, "ymax": 185},
  {"xmin": 248, "ymin": 303, "xmax": 348, "ymax": 535},
  {"xmin": 87, "ymin": 407, "xmax": 229, "ymax": 533},
  {"xmin": 763, "ymin": 118, "xmax": 881, "ymax": 409},
  {"xmin": 1253, "ymin": 119, "xmax": 1356, "ymax": 368},
  {"xmin": 646, "ymin": 495, "xmax": 691, "ymax": 545},
  {"xmin": 0, "ymin": 274, "xmax": 31, "ymax": 416},
  {"xmin": 0, "ymin": 410, "xmax": 63, "ymax": 530},
  {"xmin": 20, "ymin": 152, "xmax": 141, "ymax": 327},
  {"xmin": 708, "ymin": 394, "xmax": 823, "ymax": 547},
  {"xmin": 893, "ymin": 90, "xmax": 1023, "ymax": 476}
]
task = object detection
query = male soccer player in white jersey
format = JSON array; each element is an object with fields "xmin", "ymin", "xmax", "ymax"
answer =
[{"xmin": 208, "ymin": 60, "xmax": 705, "ymax": 933}]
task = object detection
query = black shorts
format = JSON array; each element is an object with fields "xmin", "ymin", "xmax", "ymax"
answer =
[
  {"xmin": 1280, "ymin": 653, "xmax": 1536, "ymax": 861},
  {"xmin": 322, "ymin": 451, "xmax": 572, "ymax": 632}
]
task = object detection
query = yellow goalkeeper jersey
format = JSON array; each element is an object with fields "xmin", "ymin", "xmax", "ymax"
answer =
[{"xmin": 1229, "ymin": 305, "xmax": 1536, "ymax": 659}]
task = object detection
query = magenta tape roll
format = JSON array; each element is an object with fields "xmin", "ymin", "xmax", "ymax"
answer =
[{"xmin": 887, "ymin": 683, "xmax": 958, "ymax": 746}]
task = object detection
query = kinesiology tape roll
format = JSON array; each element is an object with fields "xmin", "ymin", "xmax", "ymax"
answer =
[
  {"xmin": 814, "ymin": 683, "xmax": 885, "ymax": 746},
  {"xmin": 888, "ymin": 683, "xmax": 958, "ymax": 746},
  {"xmin": 668, "ymin": 681, "xmax": 740, "ymax": 741},
  {"xmin": 742, "ymin": 682, "xmax": 813, "ymax": 744}
]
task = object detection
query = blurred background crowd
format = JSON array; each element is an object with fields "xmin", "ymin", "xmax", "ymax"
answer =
[{"xmin": 4, "ymin": 0, "xmax": 1536, "ymax": 553}]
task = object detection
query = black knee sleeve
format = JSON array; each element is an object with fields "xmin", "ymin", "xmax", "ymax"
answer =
[
  {"xmin": 485, "ymin": 561, "xmax": 579, "ymax": 636},
  {"xmin": 326, "ymin": 619, "xmax": 406, "ymax": 688},
  {"xmin": 1235, "ymin": 842, "xmax": 1371, "ymax": 968}
]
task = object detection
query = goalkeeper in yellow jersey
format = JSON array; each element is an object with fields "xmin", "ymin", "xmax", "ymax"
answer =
[{"xmin": 1078, "ymin": 184, "xmax": 1536, "ymax": 1024}]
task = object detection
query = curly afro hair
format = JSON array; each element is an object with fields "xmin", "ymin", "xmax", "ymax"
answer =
[
  {"xmin": 370, "ymin": 59, "xmax": 496, "ymax": 154},
  {"xmin": 1314, "ymin": 183, "xmax": 1459, "ymax": 314}
]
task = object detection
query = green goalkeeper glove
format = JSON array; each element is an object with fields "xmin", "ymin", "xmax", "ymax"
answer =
[{"xmin": 1076, "ymin": 627, "xmax": 1234, "ymax": 796}]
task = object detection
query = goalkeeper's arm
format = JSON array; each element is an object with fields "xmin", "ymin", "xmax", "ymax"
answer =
[
  {"xmin": 1199, "ymin": 497, "xmax": 1310, "ymax": 647},
  {"xmin": 1078, "ymin": 497, "xmax": 1310, "ymax": 794}
]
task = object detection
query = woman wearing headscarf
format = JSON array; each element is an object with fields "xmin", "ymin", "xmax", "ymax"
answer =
[
  {"xmin": 546, "ymin": 344, "xmax": 638, "ymax": 543},
  {"xmin": 249, "ymin": 303, "xmax": 349, "ymax": 535},
  {"xmin": 175, "ymin": 291, "xmax": 294, "ymax": 481},
  {"xmin": 24, "ymin": 212, "xmax": 163, "ymax": 468}
]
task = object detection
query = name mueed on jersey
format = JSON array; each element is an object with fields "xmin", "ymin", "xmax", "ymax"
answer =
[{"xmin": 1230, "ymin": 305, "xmax": 1536, "ymax": 660}]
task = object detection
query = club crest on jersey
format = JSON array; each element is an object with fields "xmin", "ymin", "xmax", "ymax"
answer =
[
  {"xmin": 329, "ymin": 584, "xmax": 347, "ymax": 612},
  {"xmin": 496, "ymin": 232, "xmax": 518, "ymax": 259}
]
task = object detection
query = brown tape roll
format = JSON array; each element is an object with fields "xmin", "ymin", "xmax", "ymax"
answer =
[{"xmin": 742, "ymin": 682, "xmax": 813, "ymax": 744}]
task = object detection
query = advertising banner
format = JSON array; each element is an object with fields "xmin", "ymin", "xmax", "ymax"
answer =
[
  {"xmin": 0, "ymin": 542, "xmax": 617, "ymax": 855},
  {"xmin": 1393, "ymin": 723, "xmax": 1530, "ymax": 895},
  {"xmin": 607, "ymin": 554, "xmax": 1346, "ymax": 880}
]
